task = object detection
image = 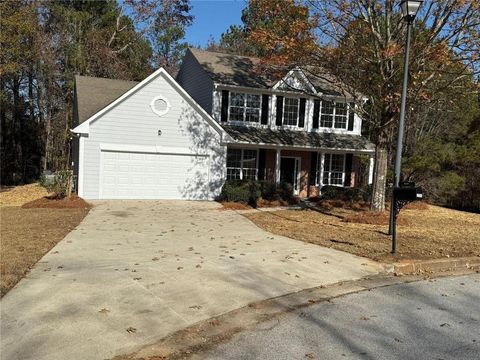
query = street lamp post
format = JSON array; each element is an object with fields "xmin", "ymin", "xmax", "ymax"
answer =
[{"xmin": 390, "ymin": 0, "xmax": 423, "ymax": 254}]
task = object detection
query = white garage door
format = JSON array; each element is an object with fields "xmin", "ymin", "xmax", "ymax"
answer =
[{"xmin": 100, "ymin": 150, "xmax": 209, "ymax": 199}]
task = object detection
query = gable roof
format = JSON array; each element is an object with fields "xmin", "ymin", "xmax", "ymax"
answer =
[
  {"xmin": 187, "ymin": 48, "xmax": 352, "ymax": 97},
  {"xmin": 71, "ymin": 68, "xmax": 228, "ymax": 140},
  {"xmin": 188, "ymin": 48, "xmax": 286, "ymax": 89},
  {"xmin": 75, "ymin": 75, "xmax": 139, "ymax": 124}
]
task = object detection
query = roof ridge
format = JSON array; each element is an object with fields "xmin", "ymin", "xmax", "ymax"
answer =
[{"xmin": 75, "ymin": 74, "xmax": 139, "ymax": 83}]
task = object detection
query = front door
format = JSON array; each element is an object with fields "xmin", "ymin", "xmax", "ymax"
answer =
[{"xmin": 280, "ymin": 157, "xmax": 300, "ymax": 194}]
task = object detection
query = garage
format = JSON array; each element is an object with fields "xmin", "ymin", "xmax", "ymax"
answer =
[
  {"xmin": 71, "ymin": 68, "xmax": 227, "ymax": 200},
  {"xmin": 99, "ymin": 150, "xmax": 209, "ymax": 199}
]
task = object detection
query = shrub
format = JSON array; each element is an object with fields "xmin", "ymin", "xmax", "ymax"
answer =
[
  {"xmin": 320, "ymin": 185, "xmax": 372, "ymax": 203},
  {"xmin": 220, "ymin": 180, "xmax": 261, "ymax": 206},
  {"xmin": 39, "ymin": 170, "xmax": 73, "ymax": 199},
  {"xmin": 220, "ymin": 180, "xmax": 295, "ymax": 206}
]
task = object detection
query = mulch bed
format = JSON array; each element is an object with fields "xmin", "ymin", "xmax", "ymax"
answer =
[{"xmin": 22, "ymin": 194, "xmax": 91, "ymax": 209}]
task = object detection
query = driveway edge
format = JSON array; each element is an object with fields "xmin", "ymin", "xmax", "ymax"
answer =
[{"xmin": 111, "ymin": 269, "xmax": 478, "ymax": 360}]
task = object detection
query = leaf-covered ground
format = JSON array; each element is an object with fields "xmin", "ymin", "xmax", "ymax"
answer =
[{"xmin": 245, "ymin": 204, "xmax": 480, "ymax": 262}]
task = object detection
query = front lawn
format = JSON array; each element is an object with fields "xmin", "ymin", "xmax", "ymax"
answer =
[
  {"xmin": 0, "ymin": 184, "xmax": 90, "ymax": 297},
  {"xmin": 244, "ymin": 204, "xmax": 480, "ymax": 262}
]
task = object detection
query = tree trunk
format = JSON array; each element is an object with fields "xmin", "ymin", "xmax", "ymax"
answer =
[{"xmin": 370, "ymin": 146, "xmax": 388, "ymax": 212}]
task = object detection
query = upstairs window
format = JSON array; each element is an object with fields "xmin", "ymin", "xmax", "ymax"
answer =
[
  {"xmin": 320, "ymin": 101, "xmax": 334, "ymax": 127},
  {"xmin": 229, "ymin": 93, "xmax": 261, "ymax": 123},
  {"xmin": 226, "ymin": 149, "xmax": 258, "ymax": 180},
  {"xmin": 334, "ymin": 102, "xmax": 347, "ymax": 129},
  {"xmin": 283, "ymin": 98, "xmax": 299, "ymax": 126},
  {"xmin": 320, "ymin": 101, "xmax": 348, "ymax": 129}
]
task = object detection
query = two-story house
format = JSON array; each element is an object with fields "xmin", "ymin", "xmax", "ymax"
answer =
[
  {"xmin": 177, "ymin": 48, "xmax": 375, "ymax": 197},
  {"xmin": 71, "ymin": 48, "xmax": 374, "ymax": 200}
]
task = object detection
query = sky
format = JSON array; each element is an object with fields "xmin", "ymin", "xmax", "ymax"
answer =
[{"xmin": 184, "ymin": 0, "xmax": 245, "ymax": 47}]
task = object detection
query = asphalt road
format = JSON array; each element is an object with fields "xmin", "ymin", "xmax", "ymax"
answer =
[{"xmin": 192, "ymin": 273, "xmax": 480, "ymax": 360}]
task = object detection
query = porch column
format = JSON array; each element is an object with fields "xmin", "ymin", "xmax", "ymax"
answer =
[
  {"xmin": 319, "ymin": 153, "xmax": 325, "ymax": 187},
  {"xmin": 275, "ymin": 149, "xmax": 281, "ymax": 183},
  {"xmin": 368, "ymin": 154, "xmax": 374, "ymax": 185}
]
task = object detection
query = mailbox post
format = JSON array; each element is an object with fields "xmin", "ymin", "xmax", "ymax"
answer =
[{"xmin": 391, "ymin": 183, "xmax": 423, "ymax": 253}]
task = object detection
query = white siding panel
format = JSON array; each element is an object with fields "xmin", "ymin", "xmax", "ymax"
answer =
[{"xmin": 82, "ymin": 73, "xmax": 225, "ymax": 199}]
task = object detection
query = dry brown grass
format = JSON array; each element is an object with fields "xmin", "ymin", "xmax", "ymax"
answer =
[
  {"xmin": 245, "ymin": 204, "xmax": 480, "ymax": 262},
  {"xmin": 0, "ymin": 184, "xmax": 90, "ymax": 297},
  {"xmin": 0, "ymin": 206, "xmax": 89, "ymax": 296},
  {"xmin": 0, "ymin": 183, "xmax": 49, "ymax": 207}
]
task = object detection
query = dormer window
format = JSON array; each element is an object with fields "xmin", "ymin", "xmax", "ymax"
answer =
[{"xmin": 229, "ymin": 92, "xmax": 261, "ymax": 123}]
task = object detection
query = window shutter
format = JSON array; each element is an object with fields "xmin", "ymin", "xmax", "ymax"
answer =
[
  {"xmin": 298, "ymin": 98, "xmax": 306, "ymax": 128},
  {"xmin": 344, "ymin": 154, "xmax": 353, "ymax": 187},
  {"xmin": 312, "ymin": 99, "xmax": 320, "ymax": 129},
  {"xmin": 258, "ymin": 149, "xmax": 266, "ymax": 180},
  {"xmin": 347, "ymin": 102, "xmax": 355, "ymax": 131},
  {"xmin": 275, "ymin": 96, "xmax": 283, "ymax": 126},
  {"xmin": 261, "ymin": 95, "xmax": 269, "ymax": 125},
  {"xmin": 309, "ymin": 152, "xmax": 318, "ymax": 186},
  {"xmin": 221, "ymin": 90, "xmax": 229, "ymax": 122}
]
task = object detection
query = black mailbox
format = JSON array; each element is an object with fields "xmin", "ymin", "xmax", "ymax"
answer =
[{"xmin": 393, "ymin": 186, "xmax": 423, "ymax": 201}]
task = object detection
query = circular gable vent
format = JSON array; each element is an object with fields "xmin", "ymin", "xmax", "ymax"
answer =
[{"xmin": 150, "ymin": 95, "xmax": 171, "ymax": 117}]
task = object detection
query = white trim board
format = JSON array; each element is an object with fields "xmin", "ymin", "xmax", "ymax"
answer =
[{"xmin": 99, "ymin": 143, "xmax": 208, "ymax": 156}]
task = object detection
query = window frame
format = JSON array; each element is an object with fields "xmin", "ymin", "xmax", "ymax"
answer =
[
  {"xmin": 227, "ymin": 92, "xmax": 262, "ymax": 124},
  {"xmin": 226, "ymin": 148, "xmax": 259, "ymax": 181},
  {"xmin": 282, "ymin": 97, "xmax": 300, "ymax": 127},
  {"xmin": 316, "ymin": 153, "xmax": 346, "ymax": 187},
  {"xmin": 319, "ymin": 100, "xmax": 349, "ymax": 130}
]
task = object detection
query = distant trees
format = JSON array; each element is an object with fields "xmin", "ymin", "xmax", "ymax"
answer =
[
  {"xmin": 218, "ymin": 0, "xmax": 479, "ymax": 212},
  {"xmin": 125, "ymin": 0, "xmax": 194, "ymax": 73},
  {"xmin": 0, "ymin": 0, "xmax": 153, "ymax": 184}
]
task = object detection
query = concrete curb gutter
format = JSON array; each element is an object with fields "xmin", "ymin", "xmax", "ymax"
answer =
[
  {"xmin": 390, "ymin": 256, "xmax": 480, "ymax": 275},
  {"xmin": 110, "ymin": 269, "xmax": 477, "ymax": 360}
]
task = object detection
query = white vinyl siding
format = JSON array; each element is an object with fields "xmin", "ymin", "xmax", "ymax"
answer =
[{"xmin": 81, "ymin": 73, "xmax": 226, "ymax": 199}]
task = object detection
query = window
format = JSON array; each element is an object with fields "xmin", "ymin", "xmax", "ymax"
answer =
[
  {"xmin": 320, "ymin": 101, "xmax": 334, "ymax": 127},
  {"xmin": 317, "ymin": 153, "xmax": 345, "ymax": 186},
  {"xmin": 229, "ymin": 93, "xmax": 261, "ymax": 123},
  {"xmin": 283, "ymin": 97, "xmax": 299, "ymax": 126},
  {"xmin": 334, "ymin": 102, "xmax": 347, "ymax": 129},
  {"xmin": 320, "ymin": 101, "xmax": 348, "ymax": 129},
  {"xmin": 226, "ymin": 149, "xmax": 258, "ymax": 180}
]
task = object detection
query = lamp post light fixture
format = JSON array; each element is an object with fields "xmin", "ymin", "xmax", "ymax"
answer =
[{"xmin": 389, "ymin": 0, "xmax": 423, "ymax": 254}]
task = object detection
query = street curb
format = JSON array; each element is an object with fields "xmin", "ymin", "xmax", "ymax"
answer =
[
  {"xmin": 110, "ymin": 270, "xmax": 478, "ymax": 360},
  {"xmin": 390, "ymin": 256, "xmax": 480, "ymax": 275}
]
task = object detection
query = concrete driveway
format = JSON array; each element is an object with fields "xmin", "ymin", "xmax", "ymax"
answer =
[{"xmin": 1, "ymin": 201, "xmax": 383, "ymax": 360}]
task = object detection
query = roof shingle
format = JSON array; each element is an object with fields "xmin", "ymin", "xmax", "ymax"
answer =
[
  {"xmin": 75, "ymin": 75, "xmax": 138, "ymax": 124},
  {"xmin": 222, "ymin": 125, "xmax": 375, "ymax": 152}
]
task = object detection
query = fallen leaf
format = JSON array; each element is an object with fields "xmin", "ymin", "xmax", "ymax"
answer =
[{"xmin": 126, "ymin": 327, "xmax": 136, "ymax": 333}]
